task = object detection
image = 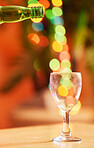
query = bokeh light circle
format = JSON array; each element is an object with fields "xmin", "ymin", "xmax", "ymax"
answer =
[
  {"xmin": 46, "ymin": 9, "xmax": 55, "ymax": 19},
  {"xmin": 61, "ymin": 59, "xmax": 71, "ymax": 69},
  {"xmin": 39, "ymin": 0, "xmax": 50, "ymax": 9},
  {"xmin": 55, "ymin": 25, "xmax": 66, "ymax": 35},
  {"xmin": 51, "ymin": 16, "xmax": 64, "ymax": 25},
  {"xmin": 52, "ymin": 7, "xmax": 63, "ymax": 16},
  {"xmin": 28, "ymin": 33, "xmax": 40, "ymax": 44},
  {"xmin": 66, "ymin": 96, "xmax": 76, "ymax": 107},
  {"xmin": 52, "ymin": 40, "xmax": 63, "ymax": 52},
  {"xmin": 32, "ymin": 22, "xmax": 44, "ymax": 31},
  {"xmin": 49, "ymin": 58, "xmax": 60, "ymax": 71},
  {"xmin": 28, "ymin": 0, "xmax": 38, "ymax": 5},
  {"xmin": 54, "ymin": 33, "xmax": 67, "ymax": 43},
  {"xmin": 39, "ymin": 35, "xmax": 49, "ymax": 47},
  {"xmin": 52, "ymin": 0, "xmax": 63, "ymax": 7},
  {"xmin": 68, "ymin": 88, "xmax": 74, "ymax": 96},
  {"xmin": 70, "ymin": 101, "xmax": 81, "ymax": 115},
  {"xmin": 58, "ymin": 85, "xmax": 68, "ymax": 97},
  {"xmin": 60, "ymin": 79, "xmax": 72, "ymax": 88},
  {"xmin": 63, "ymin": 44, "xmax": 69, "ymax": 52},
  {"xmin": 59, "ymin": 51, "xmax": 71, "ymax": 61}
]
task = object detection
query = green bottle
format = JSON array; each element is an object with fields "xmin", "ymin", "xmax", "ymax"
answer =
[{"xmin": 0, "ymin": 5, "xmax": 44, "ymax": 24}]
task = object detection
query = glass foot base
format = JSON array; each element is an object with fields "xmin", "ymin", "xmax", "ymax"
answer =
[{"xmin": 52, "ymin": 135, "xmax": 81, "ymax": 142}]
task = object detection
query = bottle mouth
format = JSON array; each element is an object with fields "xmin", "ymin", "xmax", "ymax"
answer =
[{"xmin": 31, "ymin": 6, "xmax": 44, "ymax": 18}]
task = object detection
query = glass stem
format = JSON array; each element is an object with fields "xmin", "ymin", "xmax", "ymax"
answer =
[{"xmin": 61, "ymin": 111, "xmax": 71, "ymax": 137}]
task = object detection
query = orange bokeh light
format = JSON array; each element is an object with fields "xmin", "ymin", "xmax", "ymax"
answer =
[
  {"xmin": 28, "ymin": 33, "xmax": 40, "ymax": 44},
  {"xmin": 39, "ymin": 35, "xmax": 49, "ymax": 47},
  {"xmin": 66, "ymin": 96, "xmax": 76, "ymax": 106},
  {"xmin": 68, "ymin": 88, "xmax": 74, "ymax": 96},
  {"xmin": 63, "ymin": 44, "xmax": 69, "ymax": 52},
  {"xmin": 59, "ymin": 51, "xmax": 71, "ymax": 61},
  {"xmin": 39, "ymin": 0, "xmax": 50, "ymax": 9}
]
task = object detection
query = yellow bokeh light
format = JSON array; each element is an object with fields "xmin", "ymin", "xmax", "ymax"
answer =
[
  {"xmin": 52, "ymin": 0, "xmax": 63, "ymax": 7},
  {"xmin": 28, "ymin": 2, "xmax": 44, "ymax": 23},
  {"xmin": 52, "ymin": 40, "xmax": 63, "ymax": 52},
  {"xmin": 58, "ymin": 85, "xmax": 68, "ymax": 97}
]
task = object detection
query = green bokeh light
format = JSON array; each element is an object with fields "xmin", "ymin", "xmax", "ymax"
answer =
[
  {"xmin": 61, "ymin": 73, "xmax": 71, "ymax": 80},
  {"xmin": 28, "ymin": 0, "xmax": 38, "ymax": 5},
  {"xmin": 46, "ymin": 9, "xmax": 55, "ymax": 19},
  {"xmin": 61, "ymin": 59, "xmax": 71, "ymax": 69},
  {"xmin": 55, "ymin": 25, "xmax": 66, "ymax": 35},
  {"xmin": 49, "ymin": 58, "xmax": 60, "ymax": 71},
  {"xmin": 60, "ymin": 78, "xmax": 72, "ymax": 88},
  {"xmin": 54, "ymin": 33, "xmax": 67, "ymax": 43},
  {"xmin": 52, "ymin": 7, "xmax": 63, "ymax": 16}
]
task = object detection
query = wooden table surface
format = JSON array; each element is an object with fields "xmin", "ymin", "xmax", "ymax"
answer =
[{"xmin": 0, "ymin": 121, "xmax": 94, "ymax": 148}]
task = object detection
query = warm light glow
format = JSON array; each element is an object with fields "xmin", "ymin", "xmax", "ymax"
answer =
[
  {"xmin": 37, "ymin": 69, "xmax": 45, "ymax": 80},
  {"xmin": 58, "ymin": 85, "xmax": 68, "ymax": 97},
  {"xmin": 59, "ymin": 68, "xmax": 72, "ymax": 73},
  {"xmin": 52, "ymin": 7, "xmax": 63, "ymax": 16},
  {"xmin": 28, "ymin": 2, "xmax": 44, "ymax": 23},
  {"xmin": 63, "ymin": 44, "xmax": 69, "ymax": 52},
  {"xmin": 70, "ymin": 101, "xmax": 81, "ymax": 115},
  {"xmin": 66, "ymin": 96, "xmax": 76, "ymax": 106},
  {"xmin": 61, "ymin": 59, "xmax": 71, "ymax": 69},
  {"xmin": 39, "ymin": 35, "xmax": 49, "ymax": 47},
  {"xmin": 49, "ymin": 58, "xmax": 60, "ymax": 71},
  {"xmin": 32, "ymin": 22, "xmax": 44, "ymax": 31},
  {"xmin": 55, "ymin": 25, "xmax": 66, "ymax": 35},
  {"xmin": 59, "ymin": 51, "xmax": 71, "ymax": 61},
  {"xmin": 68, "ymin": 88, "xmax": 74, "ymax": 96},
  {"xmin": 39, "ymin": 0, "xmax": 50, "ymax": 9},
  {"xmin": 46, "ymin": 9, "xmax": 55, "ymax": 19},
  {"xmin": 52, "ymin": 0, "xmax": 63, "ymax": 7},
  {"xmin": 52, "ymin": 40, "xmax": 63, "ymax": 52},
  {"xmin": 28, "ymin": 33, "xmax": 40, "ymax": 44}
]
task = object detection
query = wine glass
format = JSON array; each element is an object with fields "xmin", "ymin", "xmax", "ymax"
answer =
[{"xmin": 50, "ymin": 72, "xmax": 82, "ymax": 142}]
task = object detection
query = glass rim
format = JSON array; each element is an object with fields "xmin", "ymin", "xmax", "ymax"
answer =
[{"xmin": 50, "ymin": 71, "xmax": 81, "ymax": 75}]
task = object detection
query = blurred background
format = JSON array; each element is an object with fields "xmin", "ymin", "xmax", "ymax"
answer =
[{"xmin": 0, "ymin": 0, "xmax": 94, "ymax": 129}]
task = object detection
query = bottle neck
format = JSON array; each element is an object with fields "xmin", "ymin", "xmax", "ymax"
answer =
[
  {"xmin": 0, "ymin": 6, "xmax": 44, "ymax": 24},
  {"xmin": 12, "ymin": 6, "xmax": 44, "ymax": 20}
]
